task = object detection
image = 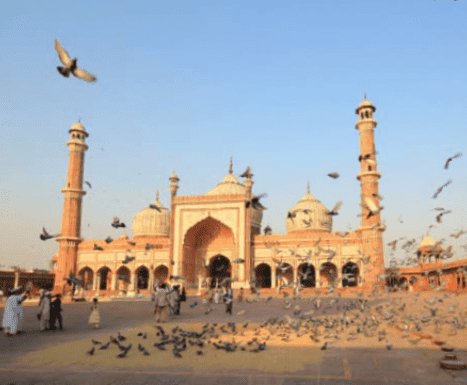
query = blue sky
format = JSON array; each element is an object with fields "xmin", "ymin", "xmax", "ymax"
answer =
[{"xmin": 1, "ymin": 0, "xmax": 466, "ymax": 270}]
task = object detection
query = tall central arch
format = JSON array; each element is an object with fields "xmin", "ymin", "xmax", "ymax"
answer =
[
  {"xmin": 209, "ymin": 255, "xmax": 231, "ymax": 288},
  {"xmin": 182, "ymin": 216, "xmax": 235, "ymax": 287}
]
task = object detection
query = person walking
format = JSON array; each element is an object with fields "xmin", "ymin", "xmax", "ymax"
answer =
[
  {"xmin": 173, "ymin": 284, "xmax": 181, "ymax": 316},
  {"xmin": 154, "ymin": 284, "xmax": 169, "ymax": 323},
  {"xmin": 49, "ymin": 294, "xmax": 63, "ymax": 331},
  {"xmin": 224, "ymin": 286, "xmax": 233, "ymax": 315},
  {"xmin": 37, "ymin": 291, "xmax": 51, "ymax": 331},
  {"xmin": 179, "ymin": 283, "xmax": 186, "ymax": 314},
  {"xmin": 89, "ymin": 298, "xmax": 100, "ymax": 329}
]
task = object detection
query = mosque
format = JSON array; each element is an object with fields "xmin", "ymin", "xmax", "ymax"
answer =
[{"xmin": 51, "ymin": 98, "xmax": 387, "ymax": 296}]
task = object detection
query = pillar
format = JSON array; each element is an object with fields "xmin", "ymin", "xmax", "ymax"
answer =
[
  {"xmin": 271, "ymin": 266, "xmax": 276, "ymax": 288},
  {"xmin": 14, "ymin": 270, "xmax": 20, "ymax": 288},
  {"xmin": 111, "ymin": 270, "xmax": 117, "ymax": 291},
  {"xmin": 169, "ymin": 172, "xmax": 180, "ymax": 277}
]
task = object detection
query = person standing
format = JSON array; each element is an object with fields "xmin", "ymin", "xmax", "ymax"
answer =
[
  {"xmin": 173, "ymin": 284, "xmax": 181, "ymax": 316},
  {"xmin": 179, "ymin": 283, "xmax": 186, "ymax": 314},
  {"xmin": 238, "ymin": 287, "xmax": 244, "ymax": 302},
  {"xmin": 37, "ymin": 291, "xmax": 51, "ymax": 331},
  {"xmin": 154, "ymin": 284, "xmax": 169, "ymax": 323},
  {"xmin": 89, "ymin": 298, "xmax": 100, "ymax": 329},
  {"xmin": 2, "ymin": 287, "xmax": 27, "ymax": 336},
  {"xmin": 49, "ymin": 294, "xmax": 63, "ymax": 331}
]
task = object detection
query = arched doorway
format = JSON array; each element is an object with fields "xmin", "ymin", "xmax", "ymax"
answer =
[
  {"xmin": 255, "ymin": 263, "xmax": 271, "ymax": 288},
  {"xmin": 209, "ymin": 255, "xmax": 231, "ymax": 288},
  {"xmin": 183, "ymin": 216, "xmax": 235, "ymax": 287},
  {"xmin": 154, "ymin": 265, "xmax": 169, "ymax": 285},
  {"xmin": 78, "ymin": 267, "xmax": 94, "ymax": 291},
  {"xmin": 319, "ymin": 263, "xmax": 337, "ymax": 287},
  {"xmin": 98, "ymin": 267, "xmax": 111, "ymax": 290},
  {"xmin": 342, "ymin": 262, "xmax": 359, "ymax": 287},
  {"xmin": 298, "ymin": 263, "xmax": 315, "ymax": 287},
  {"xmin": 136, "ymin": 266, "xmax": 149, "ymax": 289},
  {"xmin": 399, "ymin": 277, "xmax": 408, "ymax": 290}
]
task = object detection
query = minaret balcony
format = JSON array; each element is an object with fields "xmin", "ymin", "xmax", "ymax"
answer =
[
  {"xmin": 355, "ymin": 119, "xmax": 377, "ymax": 129},
  {"xmin": 356, "ymin": 171, "xmax": 382, "ymax": 181}
]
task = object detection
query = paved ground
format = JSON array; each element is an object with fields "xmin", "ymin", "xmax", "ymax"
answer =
[{"xmin": 1, "ymin": 295, "xmax": 466, "ymax": 385}]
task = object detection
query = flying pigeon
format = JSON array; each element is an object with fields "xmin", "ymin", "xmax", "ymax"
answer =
[
  {"xmin": 149, "ymin": 203, "xmax": 161, "ymax": 211},
  {"xmin": 433, "ymin": 180, "xmax": 452, "ymax": 199},
  {"xmin": 122, "ymin": 255, "xmax": 135, "ymax": 264},
  {"xmin": 246, "ymin": 194, "xmax": 267, "ymax": 210},
  {"xmin": 232, "ymin": 258, "xmax": 245, "ymax": 264},
  {"xmin": 40, "ymin": 227, "xmax": 58, "ymax": 241},
  {"xmin": 118, "ymin": 275, "xmax": 129, "ymax": 282},
  {"xmin": 93, "ymin": 244, "xmax": 103, "ymax": 251},
  {"xmin": 84, "ymin": 181, "xmax": 92, "ymax": 189},
  {"xmin": 145, "ymin": 243, "xmax": 154, "ymax": 250},
  {"xmin": 105, "ymin": 236, "xmax": 113, "ymax": 244},
  {"xmin": 65, "ymin": 272, "xmax": 82, "ymax": 287},
  {"xmin": 363, "ymin": 196, "xmax": 383, "ymax": 218},
  {"xmin": 436, "ymin": 210, "xmax": 452, "ymax": 223},
  {"xmin": 54, "ymin": 39, "xmax": 97, "ymax": 82},
  {"xmin": 444, "ymin": 152, "xmax": 462, "ymax": 169},
  {"xmin": 327, "ymin": 201, "xmax": 343, "ymax": 216},
  {"xmin": 263, "ymin": 225, "xmax": 272, "ymax": 235},
  {"xmin": 327, "ymin": 172, "xmax": 339, "ymax": 179},
  {"xmin": 240, "ymin": 166, "xmax": 253, "ymax": 179},
  {"xmin": 111, "ymin": 217, "xmax": 126, "ymax": 229},
  {"xmin": 86, "ymin": 347, "xmax": 95, "ymax": 356}
]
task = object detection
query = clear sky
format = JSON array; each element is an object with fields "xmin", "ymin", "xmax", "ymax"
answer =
[{"xmin": 1, "ymin": 0, "xmax": 466, "ymax": 270}]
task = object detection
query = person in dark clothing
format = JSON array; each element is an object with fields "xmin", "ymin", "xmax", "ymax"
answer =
[
  {"xmin": 224, "ymin": 286, "xmax": 233, "ymax": 315},
  {"xmin": 173, "ymin": 284, "xmax": 181, "ymax": 315},
  {"xmin": 49, "ymin": 294, "xmax": 63, "ymax": 331}
]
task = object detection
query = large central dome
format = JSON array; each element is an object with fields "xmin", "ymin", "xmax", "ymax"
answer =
[{"xmin": 286, "ymin": 184, "xmax": 332, "ymax": 233}]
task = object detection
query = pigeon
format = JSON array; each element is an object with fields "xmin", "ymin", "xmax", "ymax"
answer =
[
  {"xmin": 40, "ymin": 227, "xmax": 58, "ymax": 241},
  {"xmin": 436, "ymin": 210, "xmax": 452, "ymax": 224},
  {"xmin": 122, "ymin": 255, "xmax": 135, "ymax": 264},
  {"xmin": 149, "ymin": 203, "xmax": 161, "ymax": 211},
  {"xmin": 117, "ymin": 332, "xmax": 126, "ymax": 342},
  {"xmin": 246, "ymin": 194, "xmax": 267, "ymax": 210},
  {"xmin": 196, "ymin": 350, "xmax": 203, "ymax": 355},
  {"xmin": 321, "ymin": 342, "xmax": 328, "ymax": 350},
  {"xmin": 54, "ymin": 39, "xmax": 97, "ymax": 82},
  {"xmin": 358, "ymin": 153, "xmax": 372, "ymax": 162},
  {"xmin": 363, "ymin": 196, "xmax": 383, "ymax": 218},
  {"xmin": 116, "ymin": 345, "xmax": 131, "ymax": 358},
  {"xmin": 450, "ymin": 230, "xmax": 466, "ymax": 239},
  {"xmin": 145, "ymin": 243, "xmax": 154, "ymax": 250},
  {"xmin": 372, "ymin": 193, "xmax": 383, "ymax": 201},
  {"xmin": 327, "ymin": 201, "xmax": 343, "ymax": 216},
  {"xmin": 386, "ymin": 343, "xmax": 392, "ymax": 350},
  {"xmin": 263, "ymin": 226, "xmax": 272, "ymax": 235},
  {"xmin": 65, "ymin": 272, "xmax": 82, "ymax": 287},
  {"xmin": 287, "ymin": 211, "xmax": 297, "ymax": 222},
  {"xmin": 327, "ymin": 172, "xmax": 339, "ymax": 179},
  {"xmin": 433, "ymin": 180, "xmax": 452, "ymax": 199},
  {"xmin": 84, "ymin": 181, "xmax": 92, "ymax": 189},
  {"xmin": 93, "ymin": 244, "xmax": 103, "ymax": 251},
  {"xmin": 240, "ymin": 166, "xmax": 253, "ymax": 179},
  {"xmin": 129, "ymin": 241, "xmax": 136, "ymax": 246},
  {"xmin": 111, "ymin": 217, "xmax": 126, "ymax": 229},
  {"xmin": 86, "ymin": 347, "xmax": 95, "ymax": 356},
  {"xmin": 99, "ymin": 342, "xmax": 111, "ymax": 350},
  {"xmin": 232, "ymin": 258, "xmax": 245, "ymax": 264},
  {"xmin": 444, "ymin": 152, "xmax": 462, "ymax": 169},
  {"xmin": 91, "ymin": 339, "xmax": 102, "ymax": 345},
  {"xmin": 190, "ymin": 302, "xmax": 198, "ymax": 308}
]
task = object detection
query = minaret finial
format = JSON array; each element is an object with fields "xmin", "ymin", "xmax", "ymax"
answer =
[
  {"xmin": 307, "ymin": 181, "xmax": 310, "ymax": 194},
  {"xmin": 156, "ymin": 190, "xmax": 159, "ymax": 201},
  {"xmin": 364, "ymin": 93, "xmax": 367, "ymax": 100},
  {"xmin": 229, "ymin": 157, "xmax": 233, "ymax": 174}
]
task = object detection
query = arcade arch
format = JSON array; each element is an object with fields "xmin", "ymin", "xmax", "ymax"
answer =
[{"xmin": 255, "ymin": 263, "xmax": 271, "ymax": 288}]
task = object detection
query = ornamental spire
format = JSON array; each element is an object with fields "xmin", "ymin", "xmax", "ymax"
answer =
[
  {"xmin": 229, "ymin": 157, "xmax": 233, "ymax": 174},
  {"xmin": 307, "ymin": 181, "xmax": 310, "ymax": 194}
]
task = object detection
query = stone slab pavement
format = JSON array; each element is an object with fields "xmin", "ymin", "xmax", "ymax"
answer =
[{"xmin": 0, "ymin": 297, "xmax": 466, "ymax": 385}]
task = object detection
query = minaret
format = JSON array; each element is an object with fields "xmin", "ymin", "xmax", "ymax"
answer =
[
  {"xmin": 355, "ymin": 97, "xmax": 385, "ymax": 290},
  {"xmin": 54, "ymin": 121, "xmax": 89, "ymax": 293},
  {"xmin": 169, "ymin": 171, "xmax": 180, "ymax": 277},
  {"xmin": 242, "ymin": 166, "xmax": 253, "ymax": 287}
]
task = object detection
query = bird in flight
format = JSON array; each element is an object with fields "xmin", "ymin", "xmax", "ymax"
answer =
[
  {"xmin": 149, "ymin": 203, "xmax": 161, "ymax": 211},
  {"xmin": 263, "ymin": 225, "xmax": 272, "ymax": 235},
  {"xmin": 327, "ymin": 172, "xmax": 339, "ymax": 179},
  {"xmin": 433, "ymin": 180, "xmax": 452, "ymax": 199},
  {"xmin": 122, "ymin": 255, "xmax": 135, "ymax": 264},
  {"xmin": 246, "ymin": 194, "xmax": 267, "ymax": 210},
  {"xmin": 40, "ymin": 227, "xmax": 58, "ymax": 241},
  {"xmin": 436, "ymin": 210, "xmax": 451, "ymax": 223},
  {"xmin": 111, "ymin": 217, "xmax": 126, "ymax": 229},
  {"xmin": 85, "ymin": 181, "xmax": 92, "ymax": 189},
  {"xmin": 54, "ymin": 39, "xmax": 97, "ymax": 82},
  {"xmin": 444, "ymin": 152, "xmax": 462, "ymax": 169},
  {"xmin": 363, "ymin": 196, "xmax": 384, "ymax": 219},
  {"xmin": 240, "ymin": 166, "xmax": 253, "ymax": 179},
  {"xmin": 327, "ymin": 201, "xmax": 343, "ymax": 216}
]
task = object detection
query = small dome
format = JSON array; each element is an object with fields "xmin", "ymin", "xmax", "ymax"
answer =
[
  {"xmin": 418, "ymin": 235, "xmax": 436, "ymax": 249},
  {"xmin": 169, "ymin": 171, "xmax": 179, "ymax": 182},
  {"xmin": 119, "ymin": 233, "xmax": 129, "ymax": 240},
  {"xmin": 286, "ymin": 184, "xmax": 332, "ymax": 233},
  {"xmin": 206, "ymin": 174, "xmax": 246, "ymax": 195},
  {"xmin": 69, "ymin": 121, "xmax": 89, "ymax": 137},
  {"xmin": 132, "ymin": 192, "xmax": 170, "ymax": 238},
  {"xmin": 355, "ymin": 98, "xmax": 376, "ymax": 114}
]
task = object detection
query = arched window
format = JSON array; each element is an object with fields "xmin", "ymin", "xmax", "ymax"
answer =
[
  {"xmin": 368, "ymin": 166, "xmax": 372, "ymax": 171},
  {"xmin": 361, "ymin": 112, "xmax": 364, "ymax": 119},
  {"xmin": 365, "ymin": 111, "xmax": 369, "ymax": 118}
]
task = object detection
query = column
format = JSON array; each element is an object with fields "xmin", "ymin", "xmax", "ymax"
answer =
[
  {"xmin": 271, "ymin": 265, "xmax": 276, "ymax": 288},
  {"xmin": 148, "ymin": 265, "xmax": 154, "ymax": 291},
  {"xmin": 337, "ymin": 267, "xmax": 343, "ymax": 288},
  {"xmin": 131, "ymin": 271, "xmax": 136, "ymax": 291},
  {"xmin": 96, "ymin": 274, "xmax": 101, "ymax": 292},
  {"xmin": 111, "ymin": 269, "xmax": 117, "ymax": 291},
  {"xmin": 93, "ymin": 273, "xmax": 98, "ymax": 291},
  {"xmin": 293, "ymin": 266, "xmax": 298, "ymax": 286}
]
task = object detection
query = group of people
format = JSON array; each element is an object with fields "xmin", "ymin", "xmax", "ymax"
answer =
[
  {"xmin": 201, "ymin": 282, "xmax": 236, "ymax": 315},
  {"xmin": 153, "ymin": 278, "xmax": 187, "ymax": 323}
]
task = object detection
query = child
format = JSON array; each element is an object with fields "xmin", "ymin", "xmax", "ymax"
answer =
[{"xmin": 89, "ymin": 298, "xmax": 100, "ymax": 329}]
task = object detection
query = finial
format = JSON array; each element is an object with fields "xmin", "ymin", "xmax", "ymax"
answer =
[
  {"xmin": 156, "ymin": 190, "xmax": 159, "ymax": 201},
  {"xmin": 364, "ymin": 93, "xmax": 366, "ymax": 100},
  {"xmin": 307, "ymin": 181, "xmax": 310, "ymax": 194},
  {"xmin": 229, "ymin": 157, "xmax": 233, "ymax": 174}
]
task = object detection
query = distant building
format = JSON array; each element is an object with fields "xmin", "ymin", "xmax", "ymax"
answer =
[{"xmin": 0, "ymin": 268, "xmax": 54, "ymax": 296}]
